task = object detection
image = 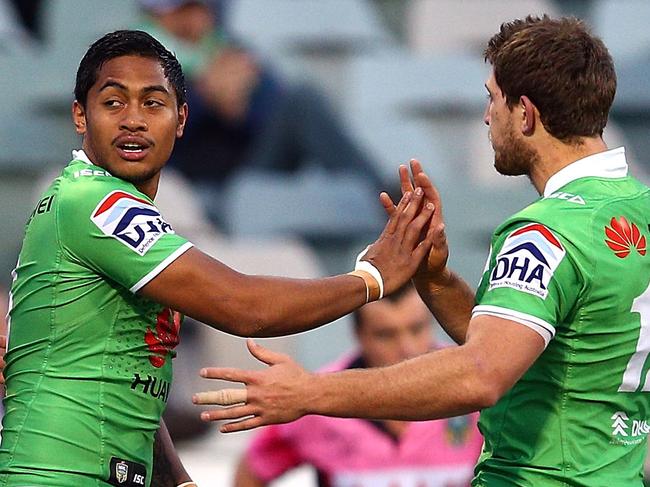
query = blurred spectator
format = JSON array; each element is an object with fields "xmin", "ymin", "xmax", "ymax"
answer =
[
  {"xmin": 137, "ymin": 0, "xmax": 386, "ymax": 231},
  {"xmin": 234, "ymin": 283, "xmax": 483, "ymax": 487},
  {"xmin": 6, "ymin": 0, "xmax": 43, "ymax": 42}
]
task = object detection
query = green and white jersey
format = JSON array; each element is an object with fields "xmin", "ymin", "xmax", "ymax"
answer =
[
  {"xmin": 0, "ymin": 150, "xmax": 193, "ymax": 487},
  {"xmin": 472, "ymin": 147, "xmax": 650, "ymax": 486}
]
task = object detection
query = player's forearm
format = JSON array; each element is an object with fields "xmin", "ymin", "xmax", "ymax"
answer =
[
  {"xmin": 304, "ymin": 345, "xmax": 496, "ymax": 421},
  {"xmin": 413, "ymin": 269, "xmax": 475, "ymax": 344},
  {"xmin": 200, "ymin": 273, "xmax": 369, "ymax": 338},
  {"xmin": 152, "ymin": 420, "xmax": 193, "ymax": 487}
]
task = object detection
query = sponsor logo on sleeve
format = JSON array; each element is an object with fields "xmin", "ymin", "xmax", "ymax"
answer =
[
  {"xmin": 91, "ymin": 191, "xmax": 175, "ymax": 255},
  {"xmin": 604, "ymin": 216, "xmax": 646, "ymax": 258},
  {"xmin": 488, "ymin": 223, "xmax": 565, "ymax": 299}
]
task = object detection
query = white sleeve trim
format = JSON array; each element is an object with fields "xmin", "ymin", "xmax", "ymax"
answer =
[
  {"xmin": 130, "ymin": 242, "xmax": 194, "ymax": 293},
  {"xmin": 472, "ymin": 304, "xmax": 556, "ymax": 348}
]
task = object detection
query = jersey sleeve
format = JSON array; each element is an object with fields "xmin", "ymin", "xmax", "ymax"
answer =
[
  {"xmin": 58, "ymin": 178, "xmax": 193, "ymax": 293},
  {"xmin": 245, "ymin": 425, "xmax": 303, "ymax": 482},
  {"xmin": 473, "ymin": 222, "xmax": 583, "ymax": 346}
]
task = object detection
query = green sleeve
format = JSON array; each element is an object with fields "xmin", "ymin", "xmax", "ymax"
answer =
[{"xmin": 58, "ymin": 177, "xmax": 192, "ymax": 292}]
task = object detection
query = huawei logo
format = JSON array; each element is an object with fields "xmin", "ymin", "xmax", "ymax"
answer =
[{"xmin": 605, "ymin": 216, "xmax": 646, "ymax": 258}]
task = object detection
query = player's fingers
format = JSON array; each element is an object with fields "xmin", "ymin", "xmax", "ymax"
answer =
[
  {"xmin": 199, "ymin": 404, "xmax": 254, "ymax": 422},
  {"xmin": 412, "ymin": 215, "xmax": 439, "ymax": 260},
  {"xmin": 193, "ymin": 388, "xmax": 247, "ymax": 406},
  {"xmin": 432, "ymin": 222, "xmax": 447, "ymax": 249},
  {"xmin": 403, "ymin": 201, "xmax": 435, "ymax": 249},
  {"xmin": 394, "ymin": 187, "xmax": 424, "ymax": 238},
  {"xmin": 220, "ymin": 415, "xmax": 265, "ymax": 433},
  {"xmin": 247, "ymin": 339, "xmax": 288, "ymax": 366},
  {"xmin": 413, "ymin": 168, "xmax": 442, "ymax": 209},
  {"xmin": 200, "ymin": 367, "xmax": 255, "ymax": 384},
  {"xmin": 399, "ymin": 164, "xmax": 414, "ymax": 195},
  {"xmin": 384, "ymin": 191, "xmax": 412, "ymax": 235},
  {"xmin": 0, "ymin": 335, "xmax": 7, "ymax": 349},
  {"xmin": 379, "ymin": 192, "xmax": 396, "ymax": 217}
]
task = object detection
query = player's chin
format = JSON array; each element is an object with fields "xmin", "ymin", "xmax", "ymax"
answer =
[{"xmin": 113, "ymin": 165, "xmax": 161, "ymax": 184}]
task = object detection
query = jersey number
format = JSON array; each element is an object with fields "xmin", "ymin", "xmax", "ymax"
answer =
[{"xmin": 619, "ymin": 284, "xmax": 650, "ymax": 392}]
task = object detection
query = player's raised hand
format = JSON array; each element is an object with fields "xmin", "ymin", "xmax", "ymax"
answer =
[
  {"xmin": 193, "ymin": 339, "xmax": 311, "ymax": 433},
  {"xmin": 380, "ymin": 160, "xmax": 449, "ymax": 278},
  {"xmin": 361, "ymin": 184, "xmax": 437, "ymax": 296}
]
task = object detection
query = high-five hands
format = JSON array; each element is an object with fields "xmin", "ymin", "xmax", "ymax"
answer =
[
  {"xmin": 380, "ymin": 159, "xmax": 449, "ymax": 278},
  {"xmin": 357, "ymin": 182, "xmax": 438, "ymax": 296}
]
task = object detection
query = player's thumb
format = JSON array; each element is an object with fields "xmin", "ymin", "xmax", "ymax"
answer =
[{"xmin": 247, "ymin": 339, "xmax": 287, "ymax": 366}]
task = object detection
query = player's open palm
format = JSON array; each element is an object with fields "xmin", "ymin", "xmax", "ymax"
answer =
[{"xmin": 193, "ymin": 340, "xmax": 310, "ymax": 432}]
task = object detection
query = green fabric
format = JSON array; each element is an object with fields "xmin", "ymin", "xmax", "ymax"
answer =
[
  {"xmin": 473, "ymin": 173, "xmax": 650, "ymax": 486},
  {"xmin": 0, "ymin": 157, "xmax": 191, "ymax": 486}
]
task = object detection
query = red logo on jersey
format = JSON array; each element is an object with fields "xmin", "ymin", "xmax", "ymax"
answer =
[
  {"xmin": 145, "ymin": 308, "xmax": 181, "ymax": 368},
  {"xmin": 605, "ymin": 216, "xmax": 646, "ymax": 258}
]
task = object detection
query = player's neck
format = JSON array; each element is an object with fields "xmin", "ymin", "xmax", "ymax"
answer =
[{"xmin": 529, "ymin": 136, "xmax": 608, "ymax": 195}]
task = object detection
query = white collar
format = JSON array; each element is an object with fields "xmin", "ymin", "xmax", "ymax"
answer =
[
  {"xmin": 71, "ymin": 149, "xmax": 94, "ymax": 166},
  {"xmin": 543, "ymin": 147, "xmax": 628, "ymax": 197}
]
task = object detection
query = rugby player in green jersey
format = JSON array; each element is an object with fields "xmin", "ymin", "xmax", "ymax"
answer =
[
  {"xmin": 198, "ymin": 15, "xmax": 650, "ymax": 486},
  {"xmin": 0, "ymin": 30, "xmax": 438, "ymax": 487}
]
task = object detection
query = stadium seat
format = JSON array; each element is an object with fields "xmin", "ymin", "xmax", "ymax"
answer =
[
  {"xmin": 592, "ymin": 0, "xmax": 650, "ymax": 63},
  {"xmin": 407, "ymin": 0, "xmax": 559, "ymax": 56}
]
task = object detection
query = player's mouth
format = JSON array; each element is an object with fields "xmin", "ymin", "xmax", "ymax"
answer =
[{"xmin": 114, "ymin": 136, "xmax": 153, "ymax": 161}]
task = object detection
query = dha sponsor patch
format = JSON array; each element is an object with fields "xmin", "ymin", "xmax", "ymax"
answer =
[
  {"xmin": 91, "ymin": 191, "xmax": 175, "ymax": 255},
  {"xmin": 489, "ymin": 223, "xmax": 565, "ymax": 299},
  {"xmin": 108, "ymin": 457, "xmax": 146, "ymax": 486}
]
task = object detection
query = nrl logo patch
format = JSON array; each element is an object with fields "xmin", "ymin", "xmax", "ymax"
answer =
[
  {"xmin": 91, "ymin": 191, "xmax": 175, "ymax": 255},
  {"xmin": 489, "ymin": 223, "xmax": 565, "ymax": 299}
]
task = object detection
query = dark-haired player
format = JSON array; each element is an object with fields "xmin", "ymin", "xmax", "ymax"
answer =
[{"xmin": 0, "ymin": 30, "xmax": 436, "ymax": 486}]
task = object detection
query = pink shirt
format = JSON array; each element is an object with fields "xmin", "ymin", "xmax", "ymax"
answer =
[{"xmin": 245, "ymin": 353, "xmax": 483, "ymax": 487}]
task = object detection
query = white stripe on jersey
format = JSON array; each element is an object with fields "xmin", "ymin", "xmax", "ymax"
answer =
[{"xmin": 472, "ymin": 304, "xmax": 555, "ymax": 347}]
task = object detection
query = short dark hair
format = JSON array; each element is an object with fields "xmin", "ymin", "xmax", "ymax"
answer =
[
  {"xmin": 352, "ymin": 281, "xmax": 416, "ymax": 332},
  {"xmin": 74, "ymin": 30, "xmax": 186, "ymax": 108},
  {"xmin": 484, "ymin": 15, "xmax": 616, "ymax": 143}
]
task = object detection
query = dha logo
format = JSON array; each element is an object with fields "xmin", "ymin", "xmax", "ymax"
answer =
[
  {"xmin": 91, "ymin": 191, "xmax": 175, "ymax": 255},
  {"xmin": 489, "ymin": 224, "xmax": 565, "ymax": 299},
  {"xmin": 604, "ymin": 216, "xmax": 646, "ymax": 259},
  {"xmin": 611, "ymin": 411, "xmax": 650, "ymax": 445}
]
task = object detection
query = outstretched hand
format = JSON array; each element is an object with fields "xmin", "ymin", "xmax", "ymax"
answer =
[
  {"xmin": 193, "ymin": 340, "xmax": 311, "ymax": 433},
  {"xmin": 380, "ymin": 159, "xmax": 449, "ymax": 278}
]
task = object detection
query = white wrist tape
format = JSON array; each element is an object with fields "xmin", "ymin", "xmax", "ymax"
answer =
[
  {"xmin": 355, "ymin": 246, "xmax": 384, "ymax": 300},
  {"xmin": 176, "ymin": 482, "xmax": 197, "ymax": 487}
]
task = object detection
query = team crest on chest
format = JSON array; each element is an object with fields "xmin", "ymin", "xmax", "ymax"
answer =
[
  {"xmin": 489, "ymin": 223, "xmax": 565, "ymax": 299},
  {"xmin": 91, "ymin": 191, "xmax": 175, "ymax": 255}
]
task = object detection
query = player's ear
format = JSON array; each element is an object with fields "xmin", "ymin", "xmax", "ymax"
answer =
[
  {"xmin": 176, "ymin": 102, "xmax": 188, "ymax": 138},
  {"xmin": 520, "ymin": 95, "xmax": 536, "ymax": 136},
  {"xmin": 72, "ymin": 100, "xmax": 87, "ymax": 135}
]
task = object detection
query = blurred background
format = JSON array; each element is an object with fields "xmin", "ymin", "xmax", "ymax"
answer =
[{"xmin": 2, "ymin": 0, "xmax": 650, "ymax": 485}]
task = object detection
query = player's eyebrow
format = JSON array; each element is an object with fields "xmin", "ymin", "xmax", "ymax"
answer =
[{"xmin": 98, "ymin": 80, "xmax": 170, "ymax": 97}]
